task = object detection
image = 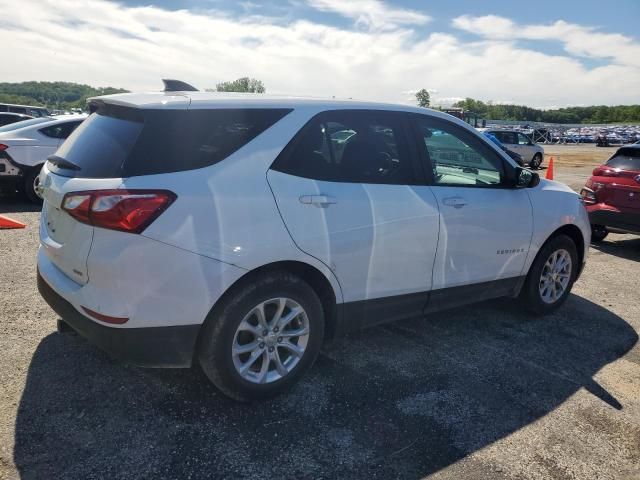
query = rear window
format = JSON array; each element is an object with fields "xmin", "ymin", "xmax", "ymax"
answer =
[
  {"xmin": 50, "ymin": 107, "xmax": 292, "ymax": 178},
  {"xmin": 606, "ymin": 148, "xmax": 640, "ymax": 171}
]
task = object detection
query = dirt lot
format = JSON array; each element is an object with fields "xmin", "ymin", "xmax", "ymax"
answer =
[
  {"xmin": 541, "ymin": 144, "xmax": 617, "ymax": 191},
  {"xmin": 1, "ymin": 149, "xmax": 639, "ymax": 479}
]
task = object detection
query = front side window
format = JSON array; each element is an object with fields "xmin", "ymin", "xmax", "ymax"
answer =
[
  {"xmin": 414, "ymin": 116, "xmax": 505, "ymax": 187},
  {"xmin": 517, "ymin": 133, "xmax": 531, "ymax": 145},
  {"xmin": 272, "ymin": 110, "xmax": 415, "ymax": 185}
]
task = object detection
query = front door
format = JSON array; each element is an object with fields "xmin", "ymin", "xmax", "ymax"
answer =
[
  {"xmin": 268, "ymin": 110, "xmax": 440, "ymax": 327},
  {"xmin": 411, "ymin": 115, "xmax": 533, "ymax": 302}
]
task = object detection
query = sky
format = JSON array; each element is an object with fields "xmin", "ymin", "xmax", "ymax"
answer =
[{"xmin": 1, "ymin": 0, "xmax": 639, "ymax": 108}]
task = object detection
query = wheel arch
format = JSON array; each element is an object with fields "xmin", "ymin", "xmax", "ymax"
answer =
[
  {"xmin": 537, "ymin": 224, "xmax": 586, "ymax": 278},
  {"xmin": 194, "ymin": 260, "xmax": 340, "ymax": 364}
]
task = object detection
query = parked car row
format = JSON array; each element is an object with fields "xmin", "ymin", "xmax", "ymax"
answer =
[
  {"xmin": 477, "ymin": 128, "xmax": 545, "ymax": 169},
  {"xmin": 0, "ymin": 114, "xmax": 86, "ymax": 202}
]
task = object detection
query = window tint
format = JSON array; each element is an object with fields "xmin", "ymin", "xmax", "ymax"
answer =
[
  {"xmin": 272, "ymin": 110, "xmax": 415, "ymax": 185},
  {"xmin": 499, "ymin": 131, "xmax": 517, "ymax": 144},
  {"xmin": 40, "ymin": 124, "xmax": 63, "ymax": 138},
  {"xmin": 51, "ymin": 107, "xmax": 291, "ymax": 178},
  {"xmin": 8, "ymin": 106, "xmax": 27, "ymax": 114},
  {"xmin": 415, "ymin": 116, "xmax": 505, "ymax": 187},
  {"xmin": 606, "ymin": 149, "xmax": 640, "ymax": 171}
]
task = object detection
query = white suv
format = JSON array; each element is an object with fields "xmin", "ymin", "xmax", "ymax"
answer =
[{"xmin": 37, "ymin": 91, "xmax": 590, "ymax": 401}]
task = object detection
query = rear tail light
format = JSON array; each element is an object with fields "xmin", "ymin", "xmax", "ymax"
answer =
[
  {"xmin": 0, "ymin": 144, "xmax": 8, "ymax": 152},
  {"xmin": 593, "ymin": 166, "xmax": 620, "ymax": 177},
  {"xmin": 62, "ymin": 189, "xmax": 176, "ymax": 233}
]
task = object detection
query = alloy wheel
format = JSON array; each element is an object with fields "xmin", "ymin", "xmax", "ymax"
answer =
[
  {"xmin": 538, "ymin": 249, "xmax": 572, "ymax": 304},
  {"xmin": 232, "ymin": 297, "xmax": 310, "ymax": 384}
]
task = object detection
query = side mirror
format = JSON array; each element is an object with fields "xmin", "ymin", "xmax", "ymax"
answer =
[{"xmin": 515, "ymin": 167, "xmax": 540, "ymax": 188}]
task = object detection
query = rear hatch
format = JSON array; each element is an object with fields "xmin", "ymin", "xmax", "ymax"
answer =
[
  {"xmin": 38, "ymin": 106, "xmax": 146, "ymax": 283},
  {"xmin": 599, "ymin": 148, "xmax": 640, "ymax": 211},
  {"xmin": 40, "ymin": 95, "xmax": 291, "ymax": 284}
]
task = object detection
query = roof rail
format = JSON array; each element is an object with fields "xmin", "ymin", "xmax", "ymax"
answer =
[{"xmin": 162, "ymin": 79, "xmax": 198, "ymax": 92}]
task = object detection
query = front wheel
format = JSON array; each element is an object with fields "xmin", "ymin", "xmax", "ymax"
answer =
[
  {"xmin": 530, "ymin": 153, "xmax": 542, "ymax": 169},
  {"xmin": 198, "ymin": 272, "xmax": 325, "ymax": 402},
  {"xmin": 591, "ymin": 225, "xmax": 608, "ymax": 242},
  {"xmin": 520, "ymin": 234, "xmax": 578, "ymax": 314}
]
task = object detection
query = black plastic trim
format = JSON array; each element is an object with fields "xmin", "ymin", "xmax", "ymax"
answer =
[
  {"xmin": 37, "ymin": 270, "xmax": 200, "ymax": 367},
  {"xmin": 335, "ymin": 276, "xmax": 524, "ymax": 336},
  {"xmin": 589, "ymin": 209, "xmax": 640, "ymax": 234}
]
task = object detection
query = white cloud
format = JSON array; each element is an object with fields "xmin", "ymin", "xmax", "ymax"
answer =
[
  {"xmin": 308, "ymin": 0, "xmax": 431, "ymax": 31},
  {"xmin": 0, "ymin": 0, "xmax": 638, "ymax": 108},
  {"xmin": 453, "ymin": 15, "xmax": 640, "ymax": 68}
]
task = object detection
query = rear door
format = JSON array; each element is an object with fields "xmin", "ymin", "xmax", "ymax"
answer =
[{"xmin": 268, "ymin": 109, "xmax": 440, "ymax": 320}]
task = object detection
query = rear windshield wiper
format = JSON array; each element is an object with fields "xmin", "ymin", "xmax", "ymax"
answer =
[{"xmin": 47, "ymin": 154, "xmax": 81, "ymax": 171}]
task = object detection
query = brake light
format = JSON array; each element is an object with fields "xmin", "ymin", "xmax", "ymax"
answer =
[
  {"xmin": 593, "ymin": 166, "xmax": 619, "ymax": 177},
  {"xmin": 0, "ymin": 144, "xmax": 8, "ymax": 152},
  {"xmin": 62, "ymin": 189, "xmax": 176, "ymax": 233}
]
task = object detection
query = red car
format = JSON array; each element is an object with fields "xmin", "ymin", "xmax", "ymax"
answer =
[{"xmin": 580, "ymin": 144, "xmax": 640, "ymax": 241}]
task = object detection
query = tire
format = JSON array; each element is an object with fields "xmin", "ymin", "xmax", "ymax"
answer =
[
  {"xmin": 520, "ymin": 234, "xmax": 578, "ymax": 315},
  {"xmin": 198, "ymin": 271, "xmax": 325, "ymax": 402},
  {"xmin": 591, "ymin": 225, "xmax": 608, "ymax": 243},
  {"xmin": 530, "ymin": 153, "xmax": 542, "ymax": 169},
  {"xmin": 24, "ymin": 166, "xmax": 44, "ymax": 204}
]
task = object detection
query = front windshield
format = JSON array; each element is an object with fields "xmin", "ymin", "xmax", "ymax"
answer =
[{"xmin": 0, "ymin": 117, "xmax": 52, "ymax": 133}]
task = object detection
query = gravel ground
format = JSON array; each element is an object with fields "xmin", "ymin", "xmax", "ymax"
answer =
[{"xmin": 1, "ymin": 163, "xmax": 639, "ymax": 479}]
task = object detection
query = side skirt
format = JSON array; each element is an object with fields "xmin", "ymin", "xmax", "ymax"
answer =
[{"xmin": 335, "ymin": 276, "xmax": 525, "ymax": 337}]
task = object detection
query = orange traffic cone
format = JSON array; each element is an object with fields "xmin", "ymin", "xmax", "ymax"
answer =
[
  {"xmin": 0, "ymin": 214, "xmax": 26, "ymax": 229},
  {"xmin": 545, "ymin": 157, "xmax": 554, "ymax": 180}
]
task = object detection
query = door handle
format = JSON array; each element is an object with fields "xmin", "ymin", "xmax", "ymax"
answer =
[
  {"xmin": 299, "ymin": 195, "xmax": 337, "ymax": 208},
  {"xmin": 442, "ymin": 197, "xmax": 468, "ymax": 208}
]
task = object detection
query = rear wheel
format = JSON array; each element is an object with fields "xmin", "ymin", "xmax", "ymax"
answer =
[
  {"xmin": 24, "ymin": 166, "xmax": 43, "ymax": 204},
  {"xmin": 520, "ymin": 234, "xmax": 578, "ymax": 314},
  {"xmin": 198, "ymin": 272, "xmax": 324, "ymax": 402},
  {"xmin": 530, "ymin": 153, "xmax": 542, "ymax": 169},
  {"xmin": 591, "ymin": 225, "xmax": 608, "ymax": 242}
]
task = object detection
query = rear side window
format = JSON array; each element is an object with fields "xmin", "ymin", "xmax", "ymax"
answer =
[
  {"xmin": 271, "ymin": 110, "xmax": 416, "ymax": 185},
  {"xmin": 40, "ymin": 121, "xmax": 82, "ymax": 139},
  {"xmin": 51, "ymin": 107, "xmax": 291, "ymax": 178},
  {"xmin": 606, "ymin": 149, "xmax": 640, "ymax": 171}
]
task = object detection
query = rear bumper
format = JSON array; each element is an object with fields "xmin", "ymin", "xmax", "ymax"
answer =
[
  {"xmin": 38, "ymin": 270, "xmax": 200, "ymax": 367},
  {"xmin": 587, "ymin": 205, "xmax": 640, "ymax": 235}
]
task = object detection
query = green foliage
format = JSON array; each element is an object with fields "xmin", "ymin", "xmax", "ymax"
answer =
[
  {"xmin": 452, "ymin": 98, "xmax": 640, "ymax": 124},
  {"xmin": 415, "ymin": 88, "xmax": 430, "ymax": 108},
  {"xmin": 210, "ymin": 77, "xmax": 266, "ymax": 93},
  {"xmin": 0, "ymin": 82, "xmax": 129, "ymax": 110}
]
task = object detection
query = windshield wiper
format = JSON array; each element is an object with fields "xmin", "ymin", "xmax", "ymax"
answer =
[{"xmin": 47, "ymin": 154, "xmax": 81, "ymax": 171}]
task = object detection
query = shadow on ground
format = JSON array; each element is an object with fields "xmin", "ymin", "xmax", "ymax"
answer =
[
  {"xmin": 0, "ymin": 196, "xmax": 40, "ymax": 214},
  {"xmin": 591, "ymin": 235, "xmax": 640, "ymax": 263},
  {"xmin": 14, "ymin": 294, "xmax": 637, "ymax": 479}
]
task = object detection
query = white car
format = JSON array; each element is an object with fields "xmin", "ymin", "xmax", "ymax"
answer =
[
  {"xmin": 0, "ymin": 114, "xmax": 86, "ymax": 202},
  {"xmin": 485, "ymin": 129, "xmax": 545, "ymax": 169},
  {"xmin": 37, "ymin": 90, "xmax": 590, "ymax": 401}
]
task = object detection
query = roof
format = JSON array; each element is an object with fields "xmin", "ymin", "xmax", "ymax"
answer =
[{"xmin": 89, "ymin": 91, "xmax": 431, "ymax": 114}]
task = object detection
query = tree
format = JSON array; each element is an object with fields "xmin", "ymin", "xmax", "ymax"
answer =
[
  {"xmin": 213, "ymin": 77, "xmax": 266, "ymax": 93},
  {"xmin": 415, "ymin": 88, "xmax": 430, "ymax": 108}
]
